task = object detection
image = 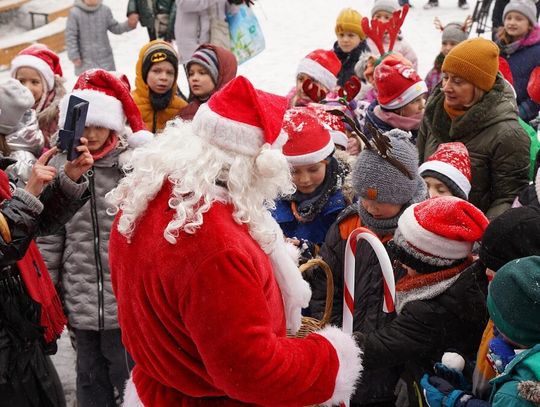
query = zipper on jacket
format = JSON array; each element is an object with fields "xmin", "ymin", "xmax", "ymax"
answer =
[{"xmin": 88, "ymin": 168, "xmax": 105, "ymax": 331}]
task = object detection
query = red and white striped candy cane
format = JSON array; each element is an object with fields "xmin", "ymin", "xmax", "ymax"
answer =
[{"xmin": 340, "ymin": 227, "xmax": 396, "ymax": 406}]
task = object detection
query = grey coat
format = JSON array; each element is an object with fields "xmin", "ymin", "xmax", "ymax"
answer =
[
  {"xmin": 37, "ymin": 148, "xmax": 129, "ymax": 331},
  {"xmin": 66, "ymin": 0, "xmax": 133, "ymax": 76}
]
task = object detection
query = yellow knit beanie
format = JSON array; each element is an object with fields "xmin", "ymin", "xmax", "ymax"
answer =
[
  {"xmin": 335, "ymin": 8, "xmax": 366, "ymax": 40},
  {"xmin": 442, "ymin": 37, "xmax": 500, "ymax": 91}
]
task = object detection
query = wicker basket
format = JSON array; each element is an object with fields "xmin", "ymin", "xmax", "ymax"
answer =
[{"xmin": 288, "ymin": 258, "xmax": 334, "ymax": 338}]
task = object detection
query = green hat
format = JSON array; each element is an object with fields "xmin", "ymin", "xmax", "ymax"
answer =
[{"xmin": 487, "ymin": 256, "xmax": 540, "ymax": 347}]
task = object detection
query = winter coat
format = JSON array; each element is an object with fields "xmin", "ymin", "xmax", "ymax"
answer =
[
  {"xmin": 36, "ymin": 76, "xmax": 66, "ymax": 148},
  {"xmin": 37, "ymin": 147, "xmax": 129, "ymax": 331},
  {"xmin": 308, "ymin": 205, "xmax": 400, "ymax": 405},
  {"xmin": 127, "ymin": 0, "xmax": 176, "ymax": 40},
  {"xmin": 132, "ymin": 41, "xmax": 187, "ymax": 133},
  {"xmin": 417, "ymin": 74, "xmax": 530, "ymax": 219},
  {"xmin": 365, "ymin": 35, "xmax": 419, "ymax": 70},
  {"xmin": 3, "ymin": 109, "xmax": 45, "ymax": 186},
  {"xmin": 498, "ymin": 26, "xmax": 540, "ymax": 123},
  {"xmin": 490, "ymin": 344, "xmax": 540, "ymax": 407},
  {"xmin": 66, "ymin": 0, "xmax": 133, "ymax": 76},
  {"xmin": 357, "ymin": 261, "xmax": 489, "ymax": 407},
  {"xmin": 333, "ymin": 41, "xmax": 368, "ymax": 88},
  {"xmin": 179, "ymin": 44, "xmax": 237, "ymax": 120},
  {"xmin": 273, "ymin": 190, "xmax": 347, "ymax": 247},
  {"xmin": 174, "ymin": 0, "xmax": 229, "ymax": 64}
]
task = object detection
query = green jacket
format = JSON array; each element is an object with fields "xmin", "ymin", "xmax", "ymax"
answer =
[
  {"xmin": 490, "ymin": 344, "xmax": 540, "ymax": 407},
  {"xmin": 518, "ymin": 117, "xmax": 540, "ymax": 180},
  {"xmin": 417, "ymin": 75, "xmax": 530, "ymax": 219},
  {"xmin": 127, "ymin": 0, "xmax": 176, "ymax": 40}
]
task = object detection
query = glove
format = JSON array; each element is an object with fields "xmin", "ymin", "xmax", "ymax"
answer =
[
  {"xmin": 434, "ymin": 362, "xmax": 470, "ymax": 391},
  {"xmin": 487, "ymin": 336, "xmax": 516, "ymax": 374},
  {"xmin": 420, "ymin": 374, "xmax": 471, "ymax": 407}
]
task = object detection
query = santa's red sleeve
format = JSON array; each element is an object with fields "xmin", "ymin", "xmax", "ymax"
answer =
[{"xmin": 179, "ymin": 247, "xmax": 362, "ymax": 406}]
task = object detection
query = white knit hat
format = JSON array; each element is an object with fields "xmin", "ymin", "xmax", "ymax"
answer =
[
  {"xmin": 0, "ymin": 79, "xmax": 35, "ymax": 134},
  {"xmin": 371, "ymin": 0, "xmax": 400, "ymax": 16},
  {"xmin": 503, "ymin": 0, "xmax": 538, "ymax": 26}
]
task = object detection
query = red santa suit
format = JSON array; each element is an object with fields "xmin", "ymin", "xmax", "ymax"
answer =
[{"xmin": 109, "ymin": 76, "xmax": 362, "ymax": 406}]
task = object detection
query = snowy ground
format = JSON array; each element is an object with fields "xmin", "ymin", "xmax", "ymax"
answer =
[{"xmin": 1, "ymin": 0, "xmax": 475, "ymax": 404}]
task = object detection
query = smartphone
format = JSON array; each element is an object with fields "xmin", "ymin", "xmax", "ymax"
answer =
[{"xmin": 58, "ymin": 95, "xmax": 89, "ymax": 161}]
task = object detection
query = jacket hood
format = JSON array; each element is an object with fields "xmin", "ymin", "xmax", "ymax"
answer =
[
  {"xmin": 518, "ymin": 381, "xmax": 540, "ymax": 405},
  {"xmin": 74, "ymin": 0, "xmax": 102, "ymax": 12}
]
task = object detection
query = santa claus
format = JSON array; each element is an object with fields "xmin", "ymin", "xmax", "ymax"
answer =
[{"xmin": 107, "ymin": 76, "xmax": 362, "ymax": 406}]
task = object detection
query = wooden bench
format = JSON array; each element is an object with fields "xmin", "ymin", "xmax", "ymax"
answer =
[
  {"xmin": 0, "ymin": 17, "xmax": 66, "ymax": 66},
  {"xmin": 0, "ymin": 0, "xmax": 31, "ymax": 14},
  {"xmin": 25, "ymin": 1, "xmax": 73, "ymax": 29}
]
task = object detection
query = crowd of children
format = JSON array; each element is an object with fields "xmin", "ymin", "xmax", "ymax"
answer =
[{"xmin": 1, "ymin": 0, "xmax": 540, "ymax": 405}]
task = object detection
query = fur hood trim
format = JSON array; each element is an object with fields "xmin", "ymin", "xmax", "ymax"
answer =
[{"xmin": 518, "ymin": 380, "xmax": 540, "ymax": 405}]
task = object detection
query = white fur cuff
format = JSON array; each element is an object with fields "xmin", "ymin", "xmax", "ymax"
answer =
[{"xmin": 317, "ymin": 326, "xmax": 363, "ymax": 406}]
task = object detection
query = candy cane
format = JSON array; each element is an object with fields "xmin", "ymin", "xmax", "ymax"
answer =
[{"xmin": 340, "ymin": 227, "xmax": 396, "ymax": 406}]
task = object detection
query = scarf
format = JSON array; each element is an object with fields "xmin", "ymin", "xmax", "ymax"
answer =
[
  {"xmin": 91, "ymin": 133, "xmax": 119, "ymax": 161},
  {"xmin": 499, "ymin": 39, "xmax": 522, "ymax": 56},
  {"xmin": 150, "ymin": 89, "xmax": 174, "ymax": 113},
  {"xmin": 357, "ymin": 203, "xmax": 404, "ymax": 238},
  {"xmin": 374, "ymin": 105, "xmax": 423, "ymax": 131},
  {"xmin": 443, "ymin": 100, "xmax": 468, "ymax": 120}
]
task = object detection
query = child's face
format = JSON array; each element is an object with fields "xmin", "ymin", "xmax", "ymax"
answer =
[
  {"xmin": 188, "ymin": 63, "xmax": 216, "ymax": 98},
  {"xmin": 361, "ymin": 199, "xmax": 402, "ymax": 219},
  {"xmin": 83, "ymin": 126, "xmax": 110, "ymax": 153},
  {"xmin": 398, "ymin": 94, "xmax": 426, "ymax": 117},
  {"xmin": 372, "ymin": 11, "xmax": 393, "ymax": 23},
  {"xmin": 423, "ymin": 176, "xmax": 453, "ymax": 198},
  {"xmin": 441, "ymin": 40, "xmax": 459, "ymax": 56},
  {"xmin": 146, "ymin": 61, "xmax": 175, "ymax": 95},
  {"xmin": 83, "ymin": 0, "xmax": 100, "ymax": 6},
  {"xmin": 337, "ymin": 32, "xmax": 362, "ymax": 53},
  {"xmin": 504, "ymin": 11, "xmax": 531, "ymax": 39},
  {"xmin": 15, "ymin": 67, "xmax": 44, "ymax": 106},
  {"xmin": 294, "ymin": 73, "xmax": 328, "ymax": 106},
  {"xmin": 291, "ymin": 161, "xmax": 327, "ymax": 194}
]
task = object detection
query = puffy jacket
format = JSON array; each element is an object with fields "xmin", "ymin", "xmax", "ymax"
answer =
[
  {"xmin": 417, "ymin": 74, "xmax": 530, "ymax": 219},
  {"xmin": 37, "ymin": 148, "xmax": 129, "ymax": 331},
  {"xmin": 66, "ymin": 0, "xmax": 133, "ymax": 76},
  {"xmin": 127, "ymin": 0, "xmax": 176, "ymax": 40},
  {"xmin": 132, "ymin": 41, "xmax": 187, "ymax": 133}
]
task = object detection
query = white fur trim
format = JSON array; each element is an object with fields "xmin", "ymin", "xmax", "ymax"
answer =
[
  {"xmin": 419, "ymin": 160, "xmax": 471, "ymax": 197},
  {"xmin": 535, "ymin": 165, "xmax": 540, "ymax": 201},
  {"xmin": 192, "ymin": 103, "xmax": 265, "ymax": 156},
  {"xmin": 273, "ymin": 129, "xmax": 289, "ymax": 150},
  {"xmin": 128, "ymin": 130, "xmax": 154, "ymax": 148},
  {"xmin": 330, "ymin": 130, "xmax": 348, "ymax": 149},
  {"xmin": 285, "ymin": 139, "xmax": 335, "ymax": 166},
  {"xmin": 59, "ymin": 89, "xmax": 125, "ymax": 133},
  {"xmin": 123, "ymin": 374, "xmax": 145, "ymax": 406},
  {"xmin": 317, "ymin": 326, "xmax": 363, "ymax": 406},
  {"xmin": 398, "ymin": 205, "xmax": 472, "ymax": 260},
  {"xmin": 11, "ymin": 55, "xmax": 54, "ymax": 89},
  {"xmin": 297, "ymin": 58, "xmax": 337, "ymax": 91},
  {"xmin": 380, "ymin": 81, "xmax": 428, "ymax": 110}
]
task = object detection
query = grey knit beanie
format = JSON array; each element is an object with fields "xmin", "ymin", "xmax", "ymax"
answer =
[
  {"xmin": 371, "ymin": 0, "xmax": 399, "ymax": 16},
  {"xmin": 503, "ymin": 0, "xmax": 538, "ymax": 26},
  {"xmin": 442, "ymin": 22, "xmax": 469, "ymax": 44},
  {"xmin": 0, "ymin": 78, "xmax": 34, "ymax": 135},
  {"xmin": 352, "ymin": 129, "xmax": 420, "ymax": 205},
  {"xmin": 186, "ymin": 46, "xmax": 219, "ymax": 85}
]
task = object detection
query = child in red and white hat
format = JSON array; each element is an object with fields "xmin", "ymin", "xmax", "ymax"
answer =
[
  {"xmin": 273, "ymin": 108, "xmax": 350, "ymax": 261},
  {"xmin": 11, "ymin": 44, "xmax": 66, "ymax": 147},
  {"xmin": 364, "ymin": 56, "xmax": 428, "ymax": 144},
  {"xmin": 419, "ymin": 142, "xmax": 472, "ymax": 200},
  {"xmin": 37, "ymin": 69, "xmax": 152, "ymax": 407}
]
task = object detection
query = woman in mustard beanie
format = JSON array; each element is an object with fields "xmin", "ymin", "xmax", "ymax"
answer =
[
  {"xmin": 334, "ymin": 8, "xmax": 368, "ymax": 87},
  {"xmin": 417, "ymin": 37, "xmax": 530, "ymax": 219}
]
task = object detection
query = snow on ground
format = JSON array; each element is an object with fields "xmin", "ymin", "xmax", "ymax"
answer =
[{"xmin": 1, "ymin": 0, "xmax": 474, "ymax": 404}]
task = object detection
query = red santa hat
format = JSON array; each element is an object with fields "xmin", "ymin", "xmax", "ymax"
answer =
[
  {"xmin": 307, "ymin": 105, "xmax": 349, "ymax": 149},
  {"xmin": 296, "ymin": 49, "xmax": 341, "ymax": 91},
  {"xmin": 281, "ymin": 108, "xmax": 335, "ymax": 166},
  {"xmin": 59, "ymin": 69, "xmax": 152, "ymax": 147},
  {"xmin": 393, "ymin": 196, "xmax": 488, "ymax": 273},
  {"xmin": 418, "ymin": 142, "xmax": 472, "ymax": 199},
  {"xmin": 192, "ymin": 76, "xmax": 289, "ymax": 157},
  {"xmin": 374, "ymin": 57, "xmax": 427, "ymax": 110},
  {"xmin": 10, "ymin": 44, "xmax": 62, "ymax": 90}
]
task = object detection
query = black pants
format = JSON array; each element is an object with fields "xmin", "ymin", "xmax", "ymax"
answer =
[{"xmin": 73, "ymin": 328, "xmax": 134, "ymax": 407}]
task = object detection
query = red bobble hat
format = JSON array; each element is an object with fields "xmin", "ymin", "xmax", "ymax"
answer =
[
  {"xmin": 296, "ymin": 49, "xmax": 342, "ymax": 91},
  {"xmin": 418, "ymin": 142, "xmax": 472, "ymax": 199},
  {"xmin": 375, "ymin": 57, "xmax": 427, "ymax": 110},
  {"xmin": 59, "ymin": 69, "xmax": 153, "ymax": 147},
  {"xmin": 10, "ymin": 44, "xmax": 63, "ymax": 90},
  {"xmin": 192, "ymin": 76, "xmax": 289, "ymax": 157},
  {"xmin": 282, "ymin": 108, "xmax": 335, "ymax": 166},
  {"xmin": 393, "ymin": 196, "xmax": 488, "ymax": 273}
]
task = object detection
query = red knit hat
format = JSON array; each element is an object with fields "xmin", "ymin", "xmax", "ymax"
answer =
[
  {"xmin": 59, "ymin": 69, "xmax": 153, "ymax": 147},
  {"xmin": 192, "ymin": 76, "xmax": 289, "ymax": 157},
  {"xmin": 418, "ymin": 142, "xmax": 472, "ymax": 199},
  {"xmin": 296, "ymin": 49, "xmax": 342, "ymax": 91},
  {"xmin": 282, "ymin": 108, "xmax": 335, "ymax": 166},
  {"xmin": 374, "ymin": 58, "xmax": 427, "ymax": 110},
  {"xmin": 10, "ymin": 44, "xmax": 63, "ymax": 90},
  {"xmin": 527, "ymin": 66, "xmax": 540, "ymax": 104},
  {"xmin": 307, "ymin": 104, "xmax": 348, "ymax": 149},
  {"xmin": 393, "ymin": 196, "xmax": 488, "ymax": 273}
]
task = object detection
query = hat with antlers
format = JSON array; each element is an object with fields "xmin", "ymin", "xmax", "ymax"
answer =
[{"xmin": 434, "ymin": 16, "xmax": 471, "ymax": 44}]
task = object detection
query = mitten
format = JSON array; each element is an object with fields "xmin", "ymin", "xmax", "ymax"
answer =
[
  {"xmin": 420, "ymin": 374, "xmax": 472, "ymax": 407},
  {"xmin": 434, "ymin": 363, "xmax": 470, "ymax": 391}
]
